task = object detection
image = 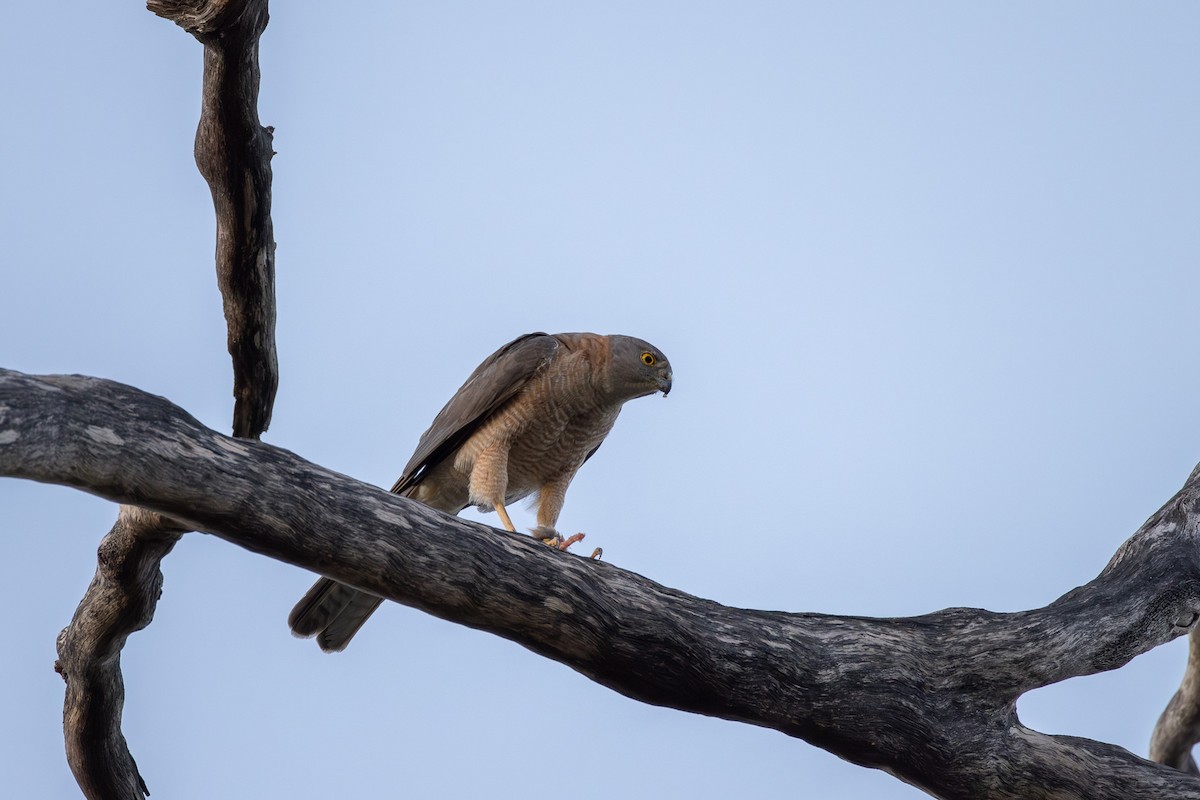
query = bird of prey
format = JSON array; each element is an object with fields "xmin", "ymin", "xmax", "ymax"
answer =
[{"xmin": 289, "ymin": 331, "xmax": 673, "ymax": 652}]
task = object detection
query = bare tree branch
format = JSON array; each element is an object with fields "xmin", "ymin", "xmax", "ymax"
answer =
[
  {"xmin": 50, "ymin": 3, "xmax": 278, "ymax": 797},
  {"xmin": 148, "ymin": 0, "xmax": 278, "ymax": 440},
  {"xmin": 54, "ymin": 508, "xmax": 183, "ymax": 800},
  {"xmin": 5, "ymin": 368, "xmax": 1200, "ymax": 800},
  {"xmin": 1152, "ymin": 627, "xmax": 1200, "ymax": 773},
  {"xmin": 31, "ymin": 7, "xmax": 1200, "ymax": 796}
]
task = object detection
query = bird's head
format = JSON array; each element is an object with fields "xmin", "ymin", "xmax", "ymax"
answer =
[{"xmin": 607, "ymin": 335, "xmax": 673, "ymax": 401}]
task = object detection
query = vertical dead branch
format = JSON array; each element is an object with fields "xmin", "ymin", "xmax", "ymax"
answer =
[
  {"xmin": 1151, "ymin": 627, "xmax": 1200, "ymax": 773},
  {"xmin": 190, "ymin": 1, "xmax": 277, "ymax": 440},
  {"xmin": 55, "ymin": 509, "xmax": 184, "ymax": 800},
  {"xmin": 54, "ymin": 1, "xmax": 278, "ymax": 797},
  {"xmin": 151, "ymin": 0, "xmax": 278, "ymax": 439}
]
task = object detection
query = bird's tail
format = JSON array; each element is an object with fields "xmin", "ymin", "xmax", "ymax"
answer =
[{"xmin": 288, "ymin": 578, "xmax": 385, "ymax": 653}]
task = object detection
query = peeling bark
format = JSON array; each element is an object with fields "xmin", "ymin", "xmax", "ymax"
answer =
[{"xmin": 5, "ymin": 368, "xmax": 1200, "ymax": 799}]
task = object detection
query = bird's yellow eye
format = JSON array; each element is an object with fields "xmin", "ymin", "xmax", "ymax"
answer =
[{"xmin": 641, "ymin": 352, "xmax": 656, "ymax": 366}]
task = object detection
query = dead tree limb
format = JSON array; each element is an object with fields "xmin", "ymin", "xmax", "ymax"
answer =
[
  {"xmin": 53, "ymin": 508, "xmax": 183, "ymax": 800},
  {"xmin": 148, "ymin": 0, "xmax": 278, "ymax": 440},
  {"xmin": 1152, "ymin": 627, "xmax": 1200, "ymax": 773},
  {"xmin": 51, "ymin": 3, "xmax": 278, "ymax": 798},
  {"xmin": 4, "ymin": 368, "xmax": 1200, "ymax": 800}
]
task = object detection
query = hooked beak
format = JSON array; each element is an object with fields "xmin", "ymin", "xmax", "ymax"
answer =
[{"xmin": 658, "ymin": 372, "xmax": 673, "ymax": 397}]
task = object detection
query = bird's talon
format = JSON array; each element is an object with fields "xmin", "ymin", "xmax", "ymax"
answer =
[
  {"xmin": 589, "ymin": 547, "xmax": 603, "ymax": 560},
  {"xmin": 557, "ymin": 532, "xmax": 586, "ymax": 551}
]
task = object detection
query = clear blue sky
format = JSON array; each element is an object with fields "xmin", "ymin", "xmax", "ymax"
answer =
[{"xmin": 3, "ymin": 3, "xmax": 1199, "ymax": 798}]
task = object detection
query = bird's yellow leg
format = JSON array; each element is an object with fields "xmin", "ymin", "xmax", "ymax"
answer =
[
  {"xmin": 469, "ymin": 445, "xmax": 518, "ymax": 533},
  {"xmin": 494, "ymin": 502, "xmax": 517, "ymax": 533},
  {"xmin": 531, "ymin": 479, "xmax": 567, "ymax": 547},
  {"xmin": 531, "ymin": 478, "xmax": 591, "ymax": 552}
]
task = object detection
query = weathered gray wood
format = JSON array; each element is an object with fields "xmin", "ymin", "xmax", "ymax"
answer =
[
  {"xmin": 4, "ymin": 367, "xmax": 1200, "ymax": 800},
  {"xmin": 1152, "ymin": 627, "xmax": 1200, "ymax": 773},
  {"xmin": 50, "ymin": 3, "xmax": 278, "ymax": 798},
  {"xmin": 148, "ymin": 0, "xmax": 278, "ymax": 440},
  {"xmin": 54, "ymin": 507, "xmax": 183, "ymax": 800}
]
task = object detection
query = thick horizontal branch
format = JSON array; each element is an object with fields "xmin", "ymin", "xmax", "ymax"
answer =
[{"xmin": 4, "ymin": 368, "xmax": 1200, "ymax": 800}]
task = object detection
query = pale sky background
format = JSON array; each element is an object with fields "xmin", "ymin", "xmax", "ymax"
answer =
[{"xmin": 3, "ymin": 3, "xmax": 1200, "ymax": 798}]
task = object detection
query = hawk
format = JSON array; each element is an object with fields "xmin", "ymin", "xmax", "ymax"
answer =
[{"xmin": 289, "ymin": 331, "xmax": 673, "ymax": 651}]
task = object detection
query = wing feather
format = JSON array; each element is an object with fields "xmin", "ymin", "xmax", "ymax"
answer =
[{"xmin": 389, "ymin": 332, "xmax": 559, "ymax": 494}]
